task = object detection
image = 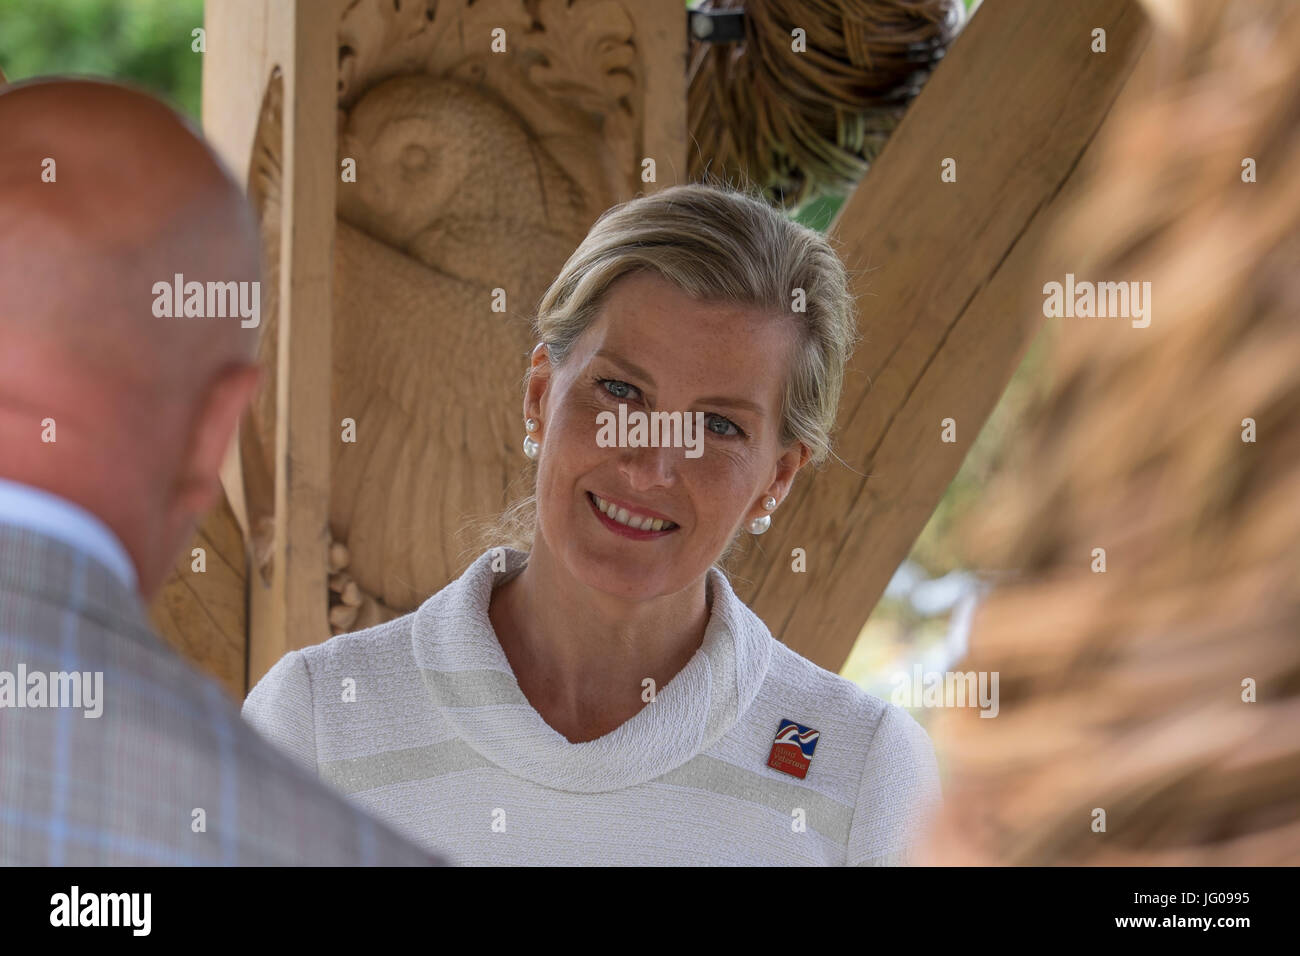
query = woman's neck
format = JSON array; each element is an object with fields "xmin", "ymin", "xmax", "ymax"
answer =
[{"xmin": 487, "ymin": 542, "xmax": 711, "ymax": 743}]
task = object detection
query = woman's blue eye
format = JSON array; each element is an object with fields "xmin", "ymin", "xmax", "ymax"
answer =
[
  {"xmin": 599, "ymin": 378, "xmax": 638, "ymax": 401},
  {"xmin": 706, "ymin": 414, "xmax": 742, "ymax": 438}
]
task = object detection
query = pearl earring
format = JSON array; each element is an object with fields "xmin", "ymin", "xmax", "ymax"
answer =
[
  {"xmin": 747, "ymin": 496, "xmax": 777, "ymax": 535},
  {"xmin": 523, "ymin": 418, "xmax": 540, "ymax": 459}
]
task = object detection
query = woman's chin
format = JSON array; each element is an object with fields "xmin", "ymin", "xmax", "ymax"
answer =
[{"xmin": 564, "ymin": 538, "xmax": 692, "ymax": 603}]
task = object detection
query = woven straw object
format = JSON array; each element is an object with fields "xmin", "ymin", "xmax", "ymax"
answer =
[{"xmin": 687, "ymin": 0, "xmax": 965, "ymax": 208}]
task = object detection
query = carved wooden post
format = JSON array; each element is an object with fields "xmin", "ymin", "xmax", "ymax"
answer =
[
  {"xmin": 200, "ymin": 0, "xmax": 341, "ymax": 686},
  {"xmin": 152, "ymin": 0, "xmax": 686, "ymax": 692}
]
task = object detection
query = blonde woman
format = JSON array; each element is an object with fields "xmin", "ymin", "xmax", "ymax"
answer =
[{"xmin": 243, "ymin": 183, "xmax": 941, "ymax": 865}]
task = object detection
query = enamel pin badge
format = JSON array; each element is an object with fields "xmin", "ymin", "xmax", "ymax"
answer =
[{"xmin": 767, "ymin": 718, "xmax": 820, "ymax": 779}]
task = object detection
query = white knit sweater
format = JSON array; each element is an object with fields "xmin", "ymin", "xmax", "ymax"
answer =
[{"xmin": 242, "ymin": 547, "xmax": 942, "ymax": 865}]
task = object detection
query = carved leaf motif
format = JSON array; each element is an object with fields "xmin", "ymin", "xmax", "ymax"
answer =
[
  {"xmin": 443, "ymin": 0, "xmax": 533, "ymax": 72},
  {"xmin": 338, "ymin": 0, "xmax": 442, "ymax": 106},
  {"xmin": 521, "ymin": 0, "xmax": 637, "ymax": 114}
]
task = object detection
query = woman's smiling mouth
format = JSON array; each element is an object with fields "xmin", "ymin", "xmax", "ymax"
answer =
[{"xmin": 587, "ymin": 491, "xmax": 679, "ymax": 537}]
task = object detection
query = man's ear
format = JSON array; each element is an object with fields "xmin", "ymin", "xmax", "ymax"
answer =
[{"xmin": 173, "ymin": 362, "xmax": 263, "ymax": 517}]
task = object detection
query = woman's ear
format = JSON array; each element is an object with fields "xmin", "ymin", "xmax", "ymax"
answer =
[
  {"xmin": 768, "ymin": 441, "xmax": 812, "ymax": 503},
  {"xmin": 524, "ymin": 343, "xmax": 552, "ymax": 421}
]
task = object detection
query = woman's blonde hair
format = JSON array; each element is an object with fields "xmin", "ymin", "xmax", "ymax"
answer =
[
  {"xmin": 932, "ymin": 0, "xmax": 1300, "ymax": 865},
  {"xmin": 457, "ymin": 180, "xmax": 860, "ymax": 569}
]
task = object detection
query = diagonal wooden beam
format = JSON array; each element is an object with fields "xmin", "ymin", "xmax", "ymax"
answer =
[{"xmin": 732, "ymin": 0, "xmax": 1152, "ymax": 671}]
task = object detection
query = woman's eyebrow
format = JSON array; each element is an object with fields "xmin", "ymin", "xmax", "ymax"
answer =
[
  {"xmin": 696, "ymin": 394, "xmax": 764, "ymax": 416},
  {"xmin": 595, "ymin": 348, "xmax": 657, "ymax": 387},
  {"xmin": 595, "ymin": 348, "xmax": 764, "ymax": 416}
]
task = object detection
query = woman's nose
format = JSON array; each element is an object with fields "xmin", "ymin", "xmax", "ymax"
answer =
[{"xmin": 616, "ymin": 440, "xmax": 680, "ymax": 490}]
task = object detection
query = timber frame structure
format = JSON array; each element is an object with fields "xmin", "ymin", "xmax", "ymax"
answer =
[{"xmin": 146, "ymin": 0, "xmax": 1153, "ymax": 700}]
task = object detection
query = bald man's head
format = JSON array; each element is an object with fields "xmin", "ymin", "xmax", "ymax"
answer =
[
  {"xmin": 0, "ymin": 78, "xmax": 264, "ymax": 598},
  {"xmin": 0, "ymin": 78, "xmax": 261, "ymax": 392}
]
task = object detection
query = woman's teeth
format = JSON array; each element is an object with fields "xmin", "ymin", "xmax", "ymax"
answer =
[{"xmin": 590, "ymin": 493, "xmax": 676, "ymax": 532}]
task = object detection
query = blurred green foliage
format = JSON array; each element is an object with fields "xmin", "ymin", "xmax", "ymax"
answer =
[{"xmin": 0, "ymin": 0, "xmax": 204, "ymax": 118}]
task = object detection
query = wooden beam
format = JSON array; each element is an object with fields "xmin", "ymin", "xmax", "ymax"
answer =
[
  {"xmin": 731, "ymin": 0, "xmax": 1152, "ymax": 671},
  {"xmin": 630, "ymin": 0, "xmax": 687, "ymax": 187},
  {"xmin": 202, "ymin": 0, "xmax": 341, "ymax": 688}
]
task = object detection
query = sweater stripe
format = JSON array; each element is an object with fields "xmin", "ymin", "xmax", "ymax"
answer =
[{"xmin": 319, "ymin": 744, "xmax": 854, "ymax": 845}]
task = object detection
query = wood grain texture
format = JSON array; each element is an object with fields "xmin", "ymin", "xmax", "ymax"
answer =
[
  {"xmin": 257, "ymin": 0, "xmax": 340, "ymax": 681},
  {"xmin": 188, "ymin": 0, "xmax": 684, "ymax": 692},
  {"xmin": 728, "ymin": 0, "xmax": 1152, "ymax": 671},
  {"xmin": 202, "ymin": 0, "xmax": 341, "ymax": 688},
  {"xmin": 241, "ymin": 0, "xmax": 685, "ymax": 655},
  {"xmin": 148, "ymin": 492, "xmax": 248, "ymax": 701},
  {"xmin": 630, "ymin": 0, "xmax": 687, "ymax": 187}
]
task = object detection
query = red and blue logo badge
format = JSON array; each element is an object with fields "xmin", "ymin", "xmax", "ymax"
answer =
[{"xmin": 767, "ymin": 718, "xmax": 820, "ymax": 779}]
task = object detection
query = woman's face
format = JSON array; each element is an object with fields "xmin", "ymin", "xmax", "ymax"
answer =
[{"xmin": 525, "ymin": 269, "xmax": 811, "ymax": 602}]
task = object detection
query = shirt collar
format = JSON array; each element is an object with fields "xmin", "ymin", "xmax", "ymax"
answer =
[
  {"xmin": 0, "ymin": 477, "xmax": 138, "ymax": 592},
  {"xmin": 412, "ymin": 546, "xmax": 774, "ymax": 793}
]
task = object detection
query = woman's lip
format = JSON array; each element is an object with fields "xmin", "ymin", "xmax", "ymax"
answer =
[
  {"xmin": 587, "ymin": 490, "xmax": 676, "ymax": 525},
  {"xmin": 587, "ymin": 492, "xmax": 678, "ymax": 537}
]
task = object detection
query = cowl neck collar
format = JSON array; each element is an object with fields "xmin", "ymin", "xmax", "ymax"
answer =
[{"xmin": 411, "ymin": 547, "xmax": 774, "ymax": 793}]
